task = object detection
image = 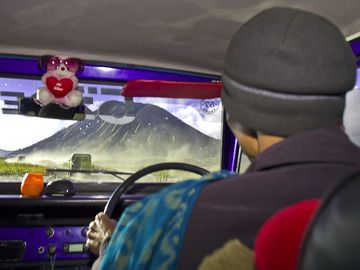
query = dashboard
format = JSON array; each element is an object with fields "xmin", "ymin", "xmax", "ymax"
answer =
[
  {"xmin": 0, "ymin": 226, "xmax": 90, "ymax": 269},
  {"xmin": 0, "ymin": 182, "xmax": 166, "ymax": 270}
]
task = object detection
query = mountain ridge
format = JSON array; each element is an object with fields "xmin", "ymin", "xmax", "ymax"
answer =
[{"xmin": 0, "ymin": 149, "xmax": 11, "ymax": 157}]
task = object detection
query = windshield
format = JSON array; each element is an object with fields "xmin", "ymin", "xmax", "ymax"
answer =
[{"xmin": 0, "ymin": 76, "xmax": 223, "ymax": 182}]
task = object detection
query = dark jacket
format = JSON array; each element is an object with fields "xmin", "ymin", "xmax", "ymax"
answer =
[{"xmin": 177, "ymin": 128, "xmax": 360, "ymax": 270}]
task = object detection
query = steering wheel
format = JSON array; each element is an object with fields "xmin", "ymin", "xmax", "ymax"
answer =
[{"xmin": 104, "ymin": 162, "xmax": 210, "ymax": 217}]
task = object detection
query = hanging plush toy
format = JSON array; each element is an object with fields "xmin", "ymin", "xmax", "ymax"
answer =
[
  {"xmin": 19, "ymin": 55, "xmax": 85, "ymax": 120},
  {"xmin": 36, "ymin": 55, "xmax": 83, "ymax": 108}
]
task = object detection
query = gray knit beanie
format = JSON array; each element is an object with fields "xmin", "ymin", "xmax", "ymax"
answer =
[{"xmin": 221, "ymin": 7, "xmax": 357, "ymax": 136}]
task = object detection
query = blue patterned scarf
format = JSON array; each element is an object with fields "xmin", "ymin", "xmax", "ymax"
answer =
[{"xmin": 99, "ymin": 170, "xmax": 234, "ymax": 270}]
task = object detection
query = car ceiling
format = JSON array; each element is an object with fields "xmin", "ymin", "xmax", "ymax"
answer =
[{"xmin": 0, "ymin": 0, "xmax": 359, "ymax": 75}]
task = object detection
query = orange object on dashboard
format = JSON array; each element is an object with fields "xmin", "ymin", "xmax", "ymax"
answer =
[
  {"xmin": 121, "ymin": 80, "xmax": 222, "ymax": 99},
  {"xmin": 21, "ymin": 172, "xmax": 44, "ymax": 197}
]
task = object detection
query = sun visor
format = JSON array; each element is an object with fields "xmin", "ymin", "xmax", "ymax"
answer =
[{"xmin": 121, "ymin": 80, "xmax": 222, "ymax": 99}]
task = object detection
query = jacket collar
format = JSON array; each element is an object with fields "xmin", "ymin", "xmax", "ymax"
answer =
[{"xmin": 247, "ymin": 128, "xmax": 360, "ymax": 172}]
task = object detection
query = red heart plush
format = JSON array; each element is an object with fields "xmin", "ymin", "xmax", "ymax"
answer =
[{"xmin": 46, "ymin": 76, "xmax": 74, "ymax": 98}]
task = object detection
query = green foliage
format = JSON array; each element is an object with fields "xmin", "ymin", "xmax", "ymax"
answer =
[
  {"xmin": 62, "ymin": 161, "xmax": 71, "ymax": 168},
  {"xmin": 152, "ymin": 170, "xmax": 170, "ymax": 183},
  {"xmin": 0, "ymin": 158, "xmax": 47, "ymax": 175}
]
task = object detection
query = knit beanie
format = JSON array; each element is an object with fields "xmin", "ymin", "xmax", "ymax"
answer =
[{"xmin": 221, "ymin": 7, "xmax": 357, "ymax": 136}]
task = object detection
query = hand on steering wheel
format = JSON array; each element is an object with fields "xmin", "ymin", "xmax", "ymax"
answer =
[
  {"xmin": 86, "ymin": 162, "xmax": 209, "ymax": 255},
  {"xmin": 86, "ymin": 212, "xmax": 116, "ymax": 256}
]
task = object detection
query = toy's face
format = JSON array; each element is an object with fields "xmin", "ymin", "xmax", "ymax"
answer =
[{"xmin": 39, "ymin": 55, "xmax": 83, "ymax": 76}]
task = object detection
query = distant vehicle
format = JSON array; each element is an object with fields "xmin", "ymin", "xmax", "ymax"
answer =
[
  {"xmin": 71, "ymin": 154, "xmax": 92, "ymax": 170},
  {"xmin": 17, "ymin": 155, "xmax": 25, "ymax": 162}
]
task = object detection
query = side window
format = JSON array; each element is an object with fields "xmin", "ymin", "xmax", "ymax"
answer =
[{"xmin": 344, "ymin": 89, "xmax": 360, "ymax": 146}]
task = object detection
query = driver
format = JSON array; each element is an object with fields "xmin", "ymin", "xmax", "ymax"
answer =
[{"xmin": 87, "ymin": 7, "xmax": 360, "ymax": 270}]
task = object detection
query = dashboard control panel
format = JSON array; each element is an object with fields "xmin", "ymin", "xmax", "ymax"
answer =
[{"xmin": 0, "ymin": 226, "xmax": 90, "ymax": 262}]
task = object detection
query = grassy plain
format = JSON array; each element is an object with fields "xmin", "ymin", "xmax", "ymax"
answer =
[{"xmin": 0, "ymin": 157, "xmax": 46, "ymax": 176}]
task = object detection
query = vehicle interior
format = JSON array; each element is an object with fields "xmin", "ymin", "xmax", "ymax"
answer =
[{"xmin": 0, "ymin": 1, "xmax": 359, "ymax": 269}]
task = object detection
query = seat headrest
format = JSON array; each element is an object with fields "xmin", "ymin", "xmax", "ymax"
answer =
[{"xmin": 298, "ymin": 172, "xmax": 360, "ymax": 270}]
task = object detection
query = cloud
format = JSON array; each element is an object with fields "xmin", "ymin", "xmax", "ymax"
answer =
[{"xmin": 147, "ymin": 99, "xmax": 223, "ymax": 139}]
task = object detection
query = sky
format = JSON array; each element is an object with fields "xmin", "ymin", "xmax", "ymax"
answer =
[
  {"xmin": 134, "ymin": 97, "xmax": 222, "ymax": 139},
  {"xmin": 0, "ymin": 107, "xmax": 75, "ymax": 151}
]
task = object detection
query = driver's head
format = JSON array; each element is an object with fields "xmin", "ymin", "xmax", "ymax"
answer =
[{"xmin": 221, "ymin": 7, "xmax": 356, "ymax": 158}]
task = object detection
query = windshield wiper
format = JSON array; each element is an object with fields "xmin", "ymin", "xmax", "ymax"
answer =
[{"xmin": 46, "ymin": 168, "xmax": 133, "ymax": 181}]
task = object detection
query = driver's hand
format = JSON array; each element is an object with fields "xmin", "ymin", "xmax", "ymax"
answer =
[{"xmin": 86, "ymin": 212, "xmax": 116, "ymax": 256}]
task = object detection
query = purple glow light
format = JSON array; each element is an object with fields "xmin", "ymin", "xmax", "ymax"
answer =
[
  {"xmin": 231, "ymin": 139, "xmax": 239, "ymax": 171},
  {"xmin": 0, "ymin": 56, "xmax": 219, "ymax": 83}
]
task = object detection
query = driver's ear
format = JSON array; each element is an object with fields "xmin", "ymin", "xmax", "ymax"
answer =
[
  {"xmin": 235, "ymin": 128, "xmax": 259, "ymax": 160},
  {"xmin": 226, "ymin": 115, "xmax": 259, "ymax": 160}
]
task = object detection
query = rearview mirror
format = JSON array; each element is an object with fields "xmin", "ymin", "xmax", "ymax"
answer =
[{"xmin": 19, "ymin": 97, "xmax": 86, "ymax": 120}]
